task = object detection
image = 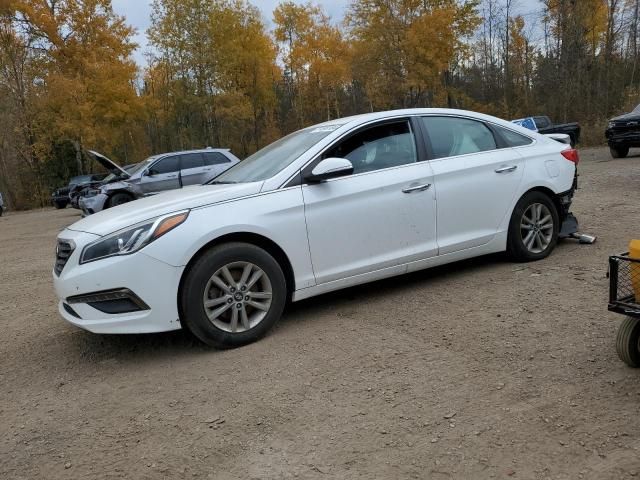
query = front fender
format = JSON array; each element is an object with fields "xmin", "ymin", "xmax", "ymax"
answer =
[{"xmin": 141, "ymin": 188, "xmax": 316, "ymax": 290}]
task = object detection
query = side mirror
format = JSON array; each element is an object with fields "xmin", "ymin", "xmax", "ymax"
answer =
[
  {"xmin": 145, "ymin": 169, "xmax": 157, "ymax": 177},
  {"xmin": 305, "ymin": 157, "xmax": 354, "ymax": 183}
]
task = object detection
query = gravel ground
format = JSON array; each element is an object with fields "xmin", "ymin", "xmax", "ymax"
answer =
[{"xmin": 1, "ymin": 146, "xmax": 639, "ymax": 480}]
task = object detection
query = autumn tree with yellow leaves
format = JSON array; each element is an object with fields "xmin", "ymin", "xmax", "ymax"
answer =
[{"xmin": 4, "ymin": 0, "xmax": 640, "ymax": 208}]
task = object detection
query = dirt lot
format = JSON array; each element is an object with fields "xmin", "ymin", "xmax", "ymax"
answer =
[{"xmin": 1, "ymin": 146, "xmax": 640, "ymax": 480}]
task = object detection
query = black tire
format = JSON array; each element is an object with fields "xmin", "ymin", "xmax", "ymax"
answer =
[
  {"xmin": 106, "ymin": 192, "xmax": 133, "ymax": 209},
  {"xmin": 180, "ymin": 242, "xmax": 287, "ymax": 348},
  {"xmin": 610, "ymin": 146, "xmax": 629, "ymax": 159},
  {"xmin": 616, "ymin": 316, "xmax": 640, "ymax": 368},
  {"xmin": 53, "ymin": 200, "xmax": 68, "ymax": 209},
  {"xmin": 0, "ymin": 206, "xmax": 3, "ymax": 217},
  {"xmin": 507, "ymin": 190, "xmax": 559, "ymax": 262}
]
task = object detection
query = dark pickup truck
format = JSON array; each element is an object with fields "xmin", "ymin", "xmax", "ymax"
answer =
[
  {"xmin": 605, "ymin": 104, "xmax": 640, "ymax": 158},
  {"xmin": 512, "ymin": 116, "xmax": 581, "ymax": 147}
]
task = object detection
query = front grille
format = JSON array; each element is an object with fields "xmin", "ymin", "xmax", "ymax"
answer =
[{"xmin": 54, "ymin": 240, "xmax": 75, "ymax": 276}]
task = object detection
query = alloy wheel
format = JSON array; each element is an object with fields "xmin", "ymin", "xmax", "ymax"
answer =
[
  {"xmin": 202, "ymin": 261, "xmax": 273, "ymax": 333},
  {"xmin": 520, "ymin": 203, "xmax": 554, "ymax": 254}
]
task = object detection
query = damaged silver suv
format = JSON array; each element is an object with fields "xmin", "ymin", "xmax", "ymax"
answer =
[{"xmin": 79, "ymin": 149, "xmax": 240, "ymax": 215}]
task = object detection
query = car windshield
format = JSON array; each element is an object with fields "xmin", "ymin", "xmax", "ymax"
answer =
[
  {"xmin": 211, "ymin": 124, "xmax": 343, "ymax": 184},
  {"xmin": 70, "ymin": 175, "xmax": 93, "ymax": 185},
  {"xmin": 101, "ymin": 163, "xmax": 139, "ymax": 183},
  {"xmin": 633, "ymin": 104, "xmax": 640, "ymax": 113},
  {"xmin": 123, "ymin": 157, "xmax": 156, "ymax": 177}
]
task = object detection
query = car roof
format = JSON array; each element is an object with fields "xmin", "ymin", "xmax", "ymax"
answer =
[
  {"xmin": 154, "ymin": 148, "xmax": 232, "ymax": 157},
  {"xmin": 313, "ymin": 108, "xmax": 514, "ymax": 129}
]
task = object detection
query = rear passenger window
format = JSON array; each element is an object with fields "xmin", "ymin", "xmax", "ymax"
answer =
[
  {"xmin": 181, "ymin": 153, "xmax": 204, "ymax": 170},
  {"xmin": 152, "ymin": 156, "xmax": 179, "ymax": 174},
  {"xmin": 204, "ymin": 152, "xmax": 230, "ymax": 165},
  {"xmin": 421, "ymin": 116, "xmax": 497, "ymax": 159},
  {"xmin": 495, "ymin": 126, "xmax": 534, "ymax": 147}
]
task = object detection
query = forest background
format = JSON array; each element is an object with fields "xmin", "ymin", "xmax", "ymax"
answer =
[{"xmin": 1, "ymin": 0, "xmax": 637, "ymax": 208}]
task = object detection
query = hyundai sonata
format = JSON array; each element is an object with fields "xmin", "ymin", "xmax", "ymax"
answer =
[{"xmin": 53, "ymin": 109, "xmax": 580, "ymax": 347}]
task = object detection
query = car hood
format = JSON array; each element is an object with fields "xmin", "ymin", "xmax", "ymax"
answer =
[
  {"xmin": 609, "ymin": 112, "xmax": 640, "ymax": 123},
  {"xmin": 67, "ymin": 182, "xmax": 263, "ymax": 236},
  {"xmin": 87, "ymin": 150, "xmax": 130, "ymax": 177}
]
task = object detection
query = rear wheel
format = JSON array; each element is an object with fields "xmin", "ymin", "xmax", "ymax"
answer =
[
  {"xmin": 180, "ymin": 243, "xmax": 287, "ymax": 348},
  {"xmin": 507, "ymin": 191, "xmax": 559, "ymax": 262},
  {"xmin": 610, "ymin": 146, "xmax": 629, "ymax": 158},
  {"xmin": 106, "ymin": 192, "xmax": 133, "ymax": 208},
  {"xmin": 616, "ymin": 316, "xmax": 640, "ymax": 368}
]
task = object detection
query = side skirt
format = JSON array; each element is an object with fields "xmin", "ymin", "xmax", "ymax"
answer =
[{"xmin": 292, "ymin": 233, "xmax": 507, "ymax": 302}]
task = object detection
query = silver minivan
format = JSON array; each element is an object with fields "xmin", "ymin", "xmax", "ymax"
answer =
[{"xmin": 79, "ymin": 148, "xmax": 240, "ymax": 215}]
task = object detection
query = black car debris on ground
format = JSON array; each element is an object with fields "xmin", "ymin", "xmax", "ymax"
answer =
[{"xmin": 606, "ymin": 104, "xmax": 640, "ymax": 158}]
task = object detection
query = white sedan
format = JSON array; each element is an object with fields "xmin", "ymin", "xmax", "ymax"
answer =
[{"xmin": 53, "ymin": 109, "xmax": 579, "ymax": 347}]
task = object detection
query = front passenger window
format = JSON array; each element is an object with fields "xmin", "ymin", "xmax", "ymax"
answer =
[
  {"xmin": 324, "ymin": 121, "xmax": 417, "ymax": 175},
  {"xmin": 152, "ymin": 156, "xmax": 180, "ymax": 174},
  {"xmin": 421, "ymin": 116, "xmax": 497, "ymax": 159}
]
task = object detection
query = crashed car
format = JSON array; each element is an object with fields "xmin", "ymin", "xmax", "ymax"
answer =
[
  {"xmin": 78, "ymin": 148, "xmax": 240, "ymax": 215},
  {"xmin": 52, "ymin": 174, "xmax": 105, "ymax": 209},
  {"xmin": 69, "ymin": 164, "xmax": 138, "ymax": 210}
]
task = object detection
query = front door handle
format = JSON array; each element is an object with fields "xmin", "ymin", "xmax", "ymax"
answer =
[
  {"xmin": 402, "ymin": 183, "xmax": 431, "ymax": 194},
  {"xmin": 495, "ymin": 165, "xmax": 518, "ymax": 174}
]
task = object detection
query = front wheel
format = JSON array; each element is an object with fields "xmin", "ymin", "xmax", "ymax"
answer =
[
  {"xmin": 610, "ymin": 146, "xmax": 629, "ymax": 158},
  {"xmin": 616, "ymin": 316, "xmax": 640, "ymax": 368},
  {"xmin": 106, "ymin": 192, "xmax": 133, "ymax": 209},
  {"xmin": 180, "ymin": 243, "xmax": 287, "ymax": 348},
  {"xmin": 507, "ymin": 191, "xmax": 559, "ymax": 262},
  {"xmin": 54, "ymin": 200, "xmax": 68, "ymax": 209}
]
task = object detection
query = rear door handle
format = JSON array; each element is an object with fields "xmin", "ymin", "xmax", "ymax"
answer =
[
  {"xmin": 402, "ymin": 183, "xmax": 431, "ymax": 194},
  {"xmin": 495, "ymin": 165, "xmax": 518, "ymax": 174}
]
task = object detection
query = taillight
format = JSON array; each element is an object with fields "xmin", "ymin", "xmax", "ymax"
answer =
[{"xmin": 561, "ymin": 148, "xmax": 579, "ymax": 165}]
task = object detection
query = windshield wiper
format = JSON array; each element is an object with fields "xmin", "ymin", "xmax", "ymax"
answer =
[{"xmin": 208, "ymin": 180, "xmax": 237, "ymax": 185}]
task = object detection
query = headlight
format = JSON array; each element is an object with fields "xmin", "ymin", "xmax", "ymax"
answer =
[
  {"xmin": 80, "ymin": 210, "xmax": 189, "ymax": 264},
  {"xmin": 608, "ymin": 122, "xmax": 615, "ymax": 129}
]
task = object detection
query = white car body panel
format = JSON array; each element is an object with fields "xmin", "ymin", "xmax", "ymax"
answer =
[
  {"xmin": 53, "ymin": 108, "xmax": 577, "ymax": 334},
  {"xmin": 429, "ymin": 147, "xmax": 525, "ymax": 255},
  {"xmin": 302, "ymin": 161, "xmax": 437, "ymax": 284}
]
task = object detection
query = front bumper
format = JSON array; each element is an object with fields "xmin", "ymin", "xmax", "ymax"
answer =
[
  {"xmin": 605, "ymin": 129, "xmax": 640, "ymax": 147},
  {"xmin": 79, "ymin": 193, "xmax": 108, "ymax": 216},
  {"xmin": 53, "ymin": 228, "xmax": 184, "ymax": 334}
]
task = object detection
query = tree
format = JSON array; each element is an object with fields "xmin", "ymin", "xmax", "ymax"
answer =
[{"xmin": 346, "ymin": 0, "xmax": 480, "ymax": 110}]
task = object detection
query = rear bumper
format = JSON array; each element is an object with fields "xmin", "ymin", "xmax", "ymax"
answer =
[{"xmin": 557, "ymin": 169, "xmax": 578, "ymax": 238}]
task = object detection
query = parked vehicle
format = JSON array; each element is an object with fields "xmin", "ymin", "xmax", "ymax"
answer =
[
  {"xmin": 69, "ymin": 163, "xmax": 138, "ymax": 210},
  {"xmin": 608, "ymin": 240, "xmax": 640, "ymax": 367},
  {"xmin": 78, "ymin": 148, "xmax": 240, "ymax": 215},
  {"xmin": 605, "ymin": 104, "xmax": 640, "ymax": 158},
  {"xmin": 51, "ymin": 174, "xmax": 105, "ymax": 209},
  {"xmin": 53, "ymin": 108, "xmax": 580, "ymax": 348},
  {"xmin": 512, "ymin": 116, "xmax": 581, "ymax": 147}
]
